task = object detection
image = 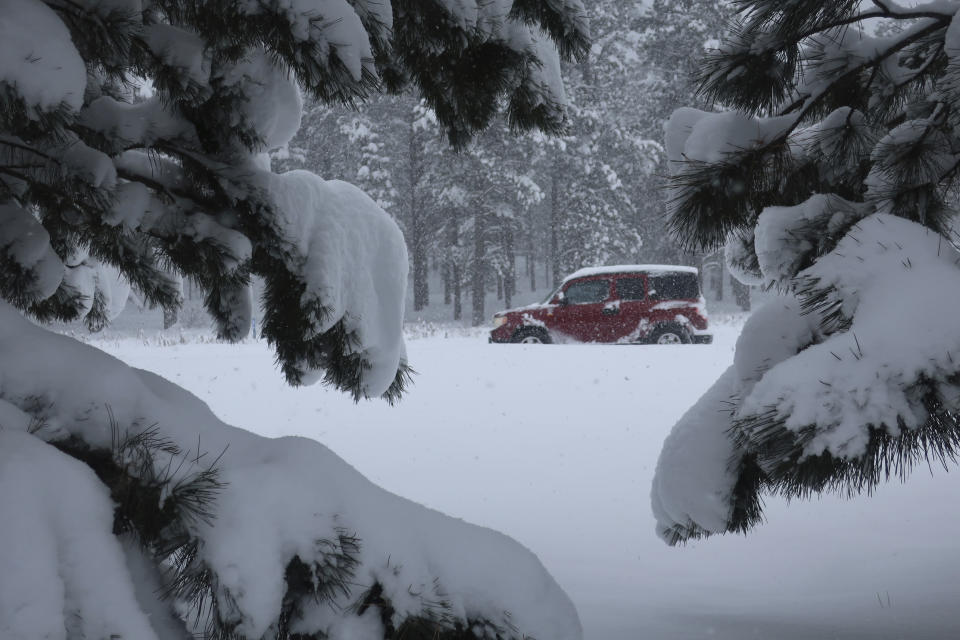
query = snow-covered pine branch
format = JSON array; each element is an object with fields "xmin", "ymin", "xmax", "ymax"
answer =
[
  {"xmin": 0, "ymin": 0, "xmax": 590, "ymax": 637},
  {"xmin": 0, "ymin": 303, "xmax": 580, "ymax": 639},
  {"xmin": 653, "ymin": 0, "xmax": 960, "ymax": 544},
  {"xmin": 1, "ymin": 0, "xmax": 589, "ymax": 398}
]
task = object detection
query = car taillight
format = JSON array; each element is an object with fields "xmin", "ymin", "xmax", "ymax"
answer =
[{"xmin": 693, "ymin": 299, "xmax": 709, "ymax": 328}]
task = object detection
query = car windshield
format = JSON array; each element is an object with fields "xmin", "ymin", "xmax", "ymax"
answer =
[{"xmin": 541, "ymin": 284, "xmax": 563, "ymax": 304}]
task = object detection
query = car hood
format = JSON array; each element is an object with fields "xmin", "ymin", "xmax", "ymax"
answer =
[{"xmin": 495, "ymin": 302, "xmax": 552, "ymax": 317}]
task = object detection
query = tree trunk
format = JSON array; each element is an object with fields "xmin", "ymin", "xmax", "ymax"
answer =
[
  {"xmin": 496, "ymin": 274, "xmax": 503, "ymax": 300},
  {"xmin": 504, "ymin": 225, "xmax": 515, "ymax": 309},
  {"xmin": 413, "ymin": 244, "xmax": 428, "ymax": 310},
  {"xmin": 471, "ymin": 212, "xmax": 486, "ymax": 327},
  {"xmin": 163, "ymin": 307, "xmax": 178, "ymax": 329},
  {"xmin": 528, "ymin": 231, "xmax": 537, "ymax": 291},
  {"xmin": 550, "ymin": 162, "xmax": 561, "ymax": 287},
  {"xmin": 409, "ymin": 114, "xmax": 429, "ymax": 311},
  {"xmin": 443, "ymin": 261, "xmax": 452, "ymax": 305},
  {"xmin": 450, "ymin": 211, "xmax": 462, "ymax": 321},
  {"xmin": 731, "ymin": 276, "xmax": 751, "ymax": 311},
  {"xmin": 453, "ymin": 263, "xmax": 462, "ymax": 321}
]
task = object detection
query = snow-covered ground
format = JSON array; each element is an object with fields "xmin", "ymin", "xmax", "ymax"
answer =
[{"xmin": 92, "ymin": 318, "xmax": 960, "ymax": 640}]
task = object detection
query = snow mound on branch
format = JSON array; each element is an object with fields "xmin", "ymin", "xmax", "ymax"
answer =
[
  {"xmin": 0, "ymin": 0, "xmax": 87, "ymax": 112},
  {"xmin": 265, "ymin": 170, "xmax": 408, "ymax": 397},
  {"xmin": 733, "ymin": 296, "xmax": 819, "ymax": 397},
  {"xmin": 0, "ymin": 202, "xmax": 64, "ymax": 299},
  {"xmin": 62, "ymin": 259, "xmax": 132, "ymax": 321},
  {"xmin": 666, "ymin": 108, "xmax": 797, "ymax": 164},
  {"xmin": 0, "ymin": 430, "xmax": 161, "ymax": 640},
  {"xmin": 238, "ymin": 0, "xmax": 374, "ymax": 81},
  {"xmin": 652, "ymin": 297, "xmax": 821, "ymax": 540},
  {"xmin": 506, "ymin": 23, "xmax": 567, "ymax": 105},
  {"xmin": 665, "ymin": 107, "xmax": 709, "ymax": 166},
  {"xmin": 0, "ymin": 303, "xmax": 579, "ymax": 639},
  {"xmin": 724, "ymin": 228, "xmax": 764, "ymax": 286},
  {"xmin": 740, "ymin": 214, "xmax": 960, "ymax": 459},
  {"xmin": 80, "ymin": 96, "xmax": 195, "ymax": 149},
  {"xmin": 754, "ymin": 194, "xmax": 867, "ymax": 286},
  {"xmin": 220, "ymin": 50, "xmax": 304, "ymax": 151},
  {"xmin": 143, "ymin": 23, "xmax": 210, "ymax": 86},
  {"xmin": 651, "ymin": 366, "xmax": 740, "ymax": 541},
  {"xmin": 430, "ymin": 0, "xmax": 573, "ymax": 109}
]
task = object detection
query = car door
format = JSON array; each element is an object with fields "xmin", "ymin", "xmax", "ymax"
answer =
[
  {"xmin": 551, "ymin": 277, "xmax": 614, "ymax": 342},
  {"xmin": 611, "ymin": 275, "xmax": 650, "ymax": 341}
]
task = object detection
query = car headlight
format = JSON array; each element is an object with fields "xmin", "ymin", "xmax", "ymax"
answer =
[{"xmin": 493, "ymin": 316, "xmax": 507, "ymax": 328}]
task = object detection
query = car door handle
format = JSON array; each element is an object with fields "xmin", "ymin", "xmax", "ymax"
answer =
[{"xmin": 602, "ymin": 307, "xmax": 619, "ymax": 316}]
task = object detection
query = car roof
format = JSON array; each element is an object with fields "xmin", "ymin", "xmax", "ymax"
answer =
[{"xmin": 561, "ymin": 264, "xmax": 699, "ymax": 284}]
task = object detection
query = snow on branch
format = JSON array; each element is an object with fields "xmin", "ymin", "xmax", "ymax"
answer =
[
  {"xmin": 256, "ymin": 169, "xmax": 410, "ymax": 399},
  {"xmin": 0, "ymin": 301, "xmax": 581, "ymax": 640},
  {"xmin": 654, "ymin": 216, "xmax": 960, "ymax": 543}
]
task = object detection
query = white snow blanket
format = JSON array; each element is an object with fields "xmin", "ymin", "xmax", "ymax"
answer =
[{"xmin": 0, "ymin": 301, "xmax": 581, "ymax": 640}]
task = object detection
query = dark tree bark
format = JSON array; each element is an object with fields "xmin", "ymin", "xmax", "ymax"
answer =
[
  {"xmin": 549, "ymin": 163, "xmax": 561, "ymax": 287},
  {"xmin": 504, "ymin": 225, "xmax": 515, "ymax": 309},
  {"xmin": 408, "ymin": 114, "xmax": 429, "ymax": 311},
  {"xmin": 453, "ymin": 262, "xmax": 462, "ymax": 321},
  {"xmin": 443, "ymin": 261, "xmax": 452, "ymax": 305},
  {"xmin": 731, "ymin": 277, "xmax": 751, "ymax": 311},
  {"xmin": 528, "ymin": 230, "xmax": 537, "ymax": 292},
  {"xmin": 471, "ymin": 212, "xmax": 486, "ymax": 326}
]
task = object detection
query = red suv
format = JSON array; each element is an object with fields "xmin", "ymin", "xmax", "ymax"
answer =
[{"xmin": 489, "ymin": 265, "xmax": 712, "ymax": 345}]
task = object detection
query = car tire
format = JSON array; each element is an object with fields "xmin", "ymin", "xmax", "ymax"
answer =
[
  {"xmin": 512, "ymin": 327, "xmax": 552, "ymax": 344},
  {"xmin": 647, "ymin": 324, "xmax": 690, "ymax": 345}
]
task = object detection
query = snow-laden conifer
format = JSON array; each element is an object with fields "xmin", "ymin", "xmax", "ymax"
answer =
[
  {"xmin": 0, "ymin": 0, "xmax": 589, "ymax": 637},
  {"xmin": 653, "ymin": 0, "xmax": 960, "ymax": 544}
]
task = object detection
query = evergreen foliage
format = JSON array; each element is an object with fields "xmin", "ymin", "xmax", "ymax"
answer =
[
  {"xmin": 0, "ymin": 0, "xmax": 589, "ymax": 638},
  {"xmin": 654, "ymin": 0, "xmax": 960, "ymax": 544},
  {"xmin": 280, "ymin": 1, "xmax": 683, "ymax": 319},
  {"xmin": 1, "ymin": 0, "xmax": 588, "ymax": 398}
]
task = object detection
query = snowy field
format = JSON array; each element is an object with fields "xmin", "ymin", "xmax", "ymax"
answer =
[{"xmin": 92, "ymin": 318, "xmax": 960, "ymax": 640}]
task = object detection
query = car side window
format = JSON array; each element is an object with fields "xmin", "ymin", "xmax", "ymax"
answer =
[
  {"xmin": 563, "ymin": 280, "xmax": 610, "ymax": 304},
  {"xmin": 648, "ymin": 273, "xmax": 700, "ymax": 300},
  {"xmin": 615, "ymin": 277, "xmax": 646, "ymax": 301}
]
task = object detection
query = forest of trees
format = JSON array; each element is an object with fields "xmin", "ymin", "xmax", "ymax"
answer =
[{"xmin": 275, "ymin": 0, "xmax": 743, "ymax": 325}]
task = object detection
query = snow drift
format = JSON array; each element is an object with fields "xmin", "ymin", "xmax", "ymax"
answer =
[{"xmin": 0, "ymin": 301, "xmax": 581, "ymax": 640}]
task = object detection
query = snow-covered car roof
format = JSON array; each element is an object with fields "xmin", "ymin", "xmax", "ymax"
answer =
[{"xmin": 562, "ymin": 264, "xmax": 698, "ymax": 284}]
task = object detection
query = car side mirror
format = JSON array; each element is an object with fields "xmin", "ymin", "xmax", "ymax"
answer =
[{"xmin": 555, "ymin": 293, "xmax": 569, "ymax": 306}]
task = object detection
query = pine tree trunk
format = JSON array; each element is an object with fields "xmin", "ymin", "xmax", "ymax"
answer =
[
  {"xmin": 504, "ymin": 226, "xmax": 515, "ymax": 308},
  {"xmin": 413, "ymin": 245, "xmax": 428, "ymax": 310},
  {"xmin": 550, "ymin": 163, "xmax": 561, "ymax": 287},
  {"xmin": 409, "ymin": 118, "xmax": 429, "ymax": 311},
  {"xmin": 453, "ymin": 263, "xmax": 462, "ymax": 321},
  {"xmin": 528, "ymin": 231, "xmax": 536, "ymax": 292},
  {"xmin": 731, "ymin": 276, "xmax": 751, "ymax": 311},
  {"xmin": 716, "ymin": 264, "xmax": 724, "ymax": 301},
  {"xmin": 471, "ymin": 212, "xmax": 486, "ymax": 327},
  {"xmin": 163, "ymin": 307, "xmax": 178, "ymax": 329},
  {"xmin": 527, "ymin": 229, "xmax": 537, "ymax": 291},
  {"xmin": 496, "ymin": 275, "xmax": 503, "ymax": 300},
  {"xmin": 450, "ymin": 212, "xmax": 462, "ymax": 321},
  {"xmin": 443, "ymin": 261, "xmax": 452, "ymax": 305}
]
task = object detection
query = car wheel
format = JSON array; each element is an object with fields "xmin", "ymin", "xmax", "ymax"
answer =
[
  {"xmin": 648, "ymin": 324, "xmax": 690, "ymax": 345},
  {"xmin": 512, "ymin": 327, "xmax": 552, "ymax": 344}
]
